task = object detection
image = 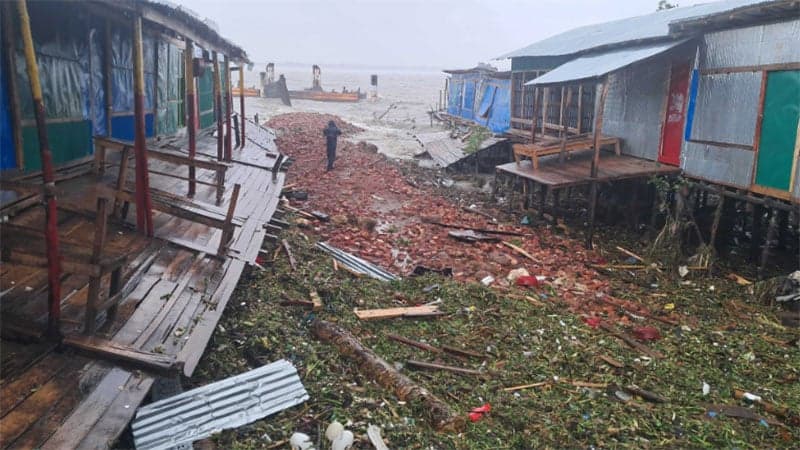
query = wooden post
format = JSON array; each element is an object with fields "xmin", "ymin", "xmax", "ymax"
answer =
[
  {"xmin": 132, "ymin": 15, "xmax": 154, "ymax": 236},
  {"xmin": 576, "ymin": 84, "xmax": 584, "ymax": 133},
  {"xmin": 17, "ymin": 0, "xmax": 62, "ymax": 337},
  {"xmin": 2, "ymin": 2, "xmax": 24, "ymax": 169},
  {"xmin": 224, "ymin": 55, "xmax": 232, "ymax": 161},
  {"xmin": 113, "ymin": 146, "xmax": 132, "ymax": 217},
  {"xmin": 104, "ymin": 20, "xmax": 113, "ymax": 137},
  {"xmin": 530, "ymin": 86, "xmax": 538, "ymax": 143},
  {"xmin": 709, "ymin": 187, "xmax": 725, "ymax": 250},
  {"xmin": 185, "ymin": 40, "xmax": 197, "ymax": 196},
  {"xmin": 213, "ymin": 51, "xmax": 223, "ymax": 161},
  {"xmin": 559, "ymin": 86, "xmax": 572, "ymax": 163},
  {"xmin": 239, "ymin": 63, "xmax": 245, "ymax": 147},
  {"xmin": 233, "ymin": 113, "xmax": 240, "ymax": 148},
  {"xmin": 541, "ymin": 87, "xmax": 549, "ymax": 136},
  {"xmin": 84, "ymin": 196, "xmax": 109, "ymax": 334},
  {"xmin": 586, "ymin": 80, "xmax": 609, "ymax": 249},
  {"xmin": 751, "ymin": 204, "xmax": 765, "ymax": 261},
  {"xmin": 759, "ymin": 205, "xmax": 779, "ymax": 280}
]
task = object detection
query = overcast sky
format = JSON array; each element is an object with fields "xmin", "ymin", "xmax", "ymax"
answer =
[{"xmin": 175, "ymin": 0, "xmax": 706, "ymax": 69}]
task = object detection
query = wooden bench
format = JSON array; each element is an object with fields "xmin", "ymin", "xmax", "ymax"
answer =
[{"xmin": 513, "ymin": 135, "xmax": 621, "ymax": 169}]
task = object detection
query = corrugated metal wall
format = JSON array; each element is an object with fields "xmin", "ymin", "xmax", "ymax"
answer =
[
  {"xmin": 683, "ymin": 18, "xmax": 800, "ymax": 192},
  {"xmin": 601, "ymin": 55, "xmax": 670, "ymax": 161}
]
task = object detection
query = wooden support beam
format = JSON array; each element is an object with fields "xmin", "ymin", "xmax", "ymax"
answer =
[
  {"xmin": 213, "ymin": 51, "xmax": 223, "ymax": 161},
  {"xmin": 586, "ymin": 80, "xmax": 609, "ymax": 250},
  {"xmin": 759, "ymin": 206, "xmax": 779, "ymax": 280},
  {"xmin": 17, "ymin": 0, "xmax": 62, "ymax": 337},
  {"xmin": 104, "ymin": 19, "xmax": 113, "ymax": 138},
  {"xmin": 132, "ymin": 15, "xmax": 154, "ymax": 236},
  {"xmin": 185, "ymin": 39, "xmax": 197, "ymax": 196},
  {"xmin": 239, "ymin": 63, "xmax": 245, "ymax": 147},
  {"xmin": 223, "ymin": 55, "xmax": 232, "ymax": 161}
]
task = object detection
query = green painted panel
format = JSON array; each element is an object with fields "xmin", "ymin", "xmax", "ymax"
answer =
[
  {"xmin": 21, "ymin": 120, "xmax": 93, "ymax": 172},
  {"xmin": 197, "ymin": 69, "xmax": 214, "ymax": 129},
  {"xmin": 756, "ymin": 70, "xmax": 800, "ymax": 191}
]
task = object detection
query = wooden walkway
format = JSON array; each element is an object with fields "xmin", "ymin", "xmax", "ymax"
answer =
[
  {"xmin": 0, "ymin": 127, "xmax": 285, "ymax": 449},
  {"xmin": 497, "ymin": 149, "xmax": 680, "ymax": 189}
]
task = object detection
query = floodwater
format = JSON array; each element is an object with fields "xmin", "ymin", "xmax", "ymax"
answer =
[{"xmin": 243, "ymin": 64, "xmax": 449, "ymax": 159}]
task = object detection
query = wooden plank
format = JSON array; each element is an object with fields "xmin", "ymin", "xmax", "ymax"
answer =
[
  {"xmin": 178, "ymin": 259, "xmax": 246, "ymax": 376},
  {"xmin": 354, "ymin": 305, "xmax": 441, "ymax": 321},
  {"xmin": 39, "ymin": 367, "xmax": 132, "ymax": 450},
  {"xmin": 62, "ymin": 334, "xmax": 180, "ymax": 374},
  {"xmin": 0, "ymin": 354, "xmax": 69, "ymax": 416},
  {"xmin": 73, "ymin": 376, "xmax": 154, "ymax": 450},
  {"xmin": 0, "ymin": 359, "xmax": 86, "ymax": 447}
]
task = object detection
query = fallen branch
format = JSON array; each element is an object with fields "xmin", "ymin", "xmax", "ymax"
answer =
[
  {"xmin": 423, "ymin": 218, "xmax": 525, "ymax": 237},
  {"xmin": 502, "ymin": 241, "xmax": 535, "ymax": 261},
  {"xmin": 599, "ymin": 323, "xmax": 664, "ymax": 359},
  {"xmin": 623, "ymin": 385, "xmax": 667, "ymax": 403},
  {"xmin": 503, "ymin": 381, "xmax": 548, "ymax": 392},
  {"xmin": 386, "ymin": 333, "xmax": 443, "ymax": 354},
  {"xmin": 597, "ymin": 354, "xmax": 624, "ymax": 368},
  {"xmin": 461, "ymin": 206, "xmax": 495, "ymax": 222},
  {"xmin": 406, "ymin": 359, "xmax": 485, "ymax": 377},
  {"xmin": 312, "ymin": 320, "xmax": 465, "ymax": 432},
  {"xmin": 281, "ymin": 239, "xmax": 297, "ymax": 271},
  {"xmin": 441, "ymin": 345, "xmax": 485, "ymax": 360},
  {"xmin": 733, "ymin": 389, "xmax": 798, "ymax": 425},
  {"xmin": 616, "ymin": 246, "xmax": 645, "ymax": 263}
]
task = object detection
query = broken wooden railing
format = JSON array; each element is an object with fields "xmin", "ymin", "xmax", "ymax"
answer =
[
  {"xmin": 93, "ymin": 136, "xmax": 229, "ymax": 205},
  {"xmin": 0, "ymin": 183, "xmax": 126, "ymax": 335}
]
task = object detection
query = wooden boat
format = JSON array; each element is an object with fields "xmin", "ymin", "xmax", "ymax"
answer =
[
  {"xmin": 289, "ymin": 89, "xmax": 361, "ymax": 103},
  {"xmin": 231, "ymin": 86, "xmax": 261, "ymax": 97}
]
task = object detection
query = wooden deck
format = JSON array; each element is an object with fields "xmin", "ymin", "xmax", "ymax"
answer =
[
  {"xmin": 497, "ymin": 149, "xmax": 680, "ymax": 189},
  {"xmin": 0, "ymin": 127, "xmax": 285, "ymax": 448}
]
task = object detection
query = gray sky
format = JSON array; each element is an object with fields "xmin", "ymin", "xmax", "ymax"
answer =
[{"xmin": 176, "ymin": 0, "xmax": 698, "ymax": 69}]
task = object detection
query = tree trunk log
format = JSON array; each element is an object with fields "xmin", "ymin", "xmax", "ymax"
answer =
[{"xmin": 312, "ymin": 320, "xmax": 465, "ymax": 432}]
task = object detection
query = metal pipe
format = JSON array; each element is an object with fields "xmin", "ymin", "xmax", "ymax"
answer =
[
  {"xmin": 16, "ymin": 0, "xmax": 62, "ymax": 336},
  {"xmin": 185, "ymin": 40, "xmax": 197, "ymax": 196},
  {"xmin": 224, "ymin": 55, "xmax": 232, "ymax": 161},
  {"xmin": 212, "ymin": 51, "xmax": 223, "ymax": 161},
  {"xmin": 133, "ymin": 15, "xmax": 154, "ymax": 236},
  {"xmin": 239, "ymin": 63, "xmax": 245, "ymax": 147}
]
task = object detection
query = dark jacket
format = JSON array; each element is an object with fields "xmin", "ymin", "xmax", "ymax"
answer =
[{"xmin": 323, "ymin": 122, "xmax": 341, "ymax": 149}]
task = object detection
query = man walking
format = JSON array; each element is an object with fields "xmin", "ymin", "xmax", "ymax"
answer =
[{"xmin": 323, "ymin": 120, "xmax": 342, "ymax": 171}]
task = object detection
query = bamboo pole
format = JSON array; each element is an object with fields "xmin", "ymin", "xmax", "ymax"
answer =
[
  {"xmin": 132, "ymin": 15, "xmax": 154, "ymax": 236},
  {"xmin": 185, "ymin": 39, "xmax": 196, "ymax": 196},
  {"xmin": 239, "ymin": 63, "xmax": 245, "ymax": 146},
  {"xmin": 2, "ymin": 2, "xmax": 24, "ymax": 168},
  {"xmin": 16, "ymin": 0, "xmax": 62, "ymax": 336},
  {"xmin": 223, "ymin": 54, "xmax": 232, "ymax": 161},
  {"xmin": 212, "ymin": 51, "xmax": 223, "ymax": 161}
]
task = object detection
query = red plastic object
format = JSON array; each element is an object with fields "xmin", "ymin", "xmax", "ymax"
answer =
[
  {"xmin": 583, "ymin": 316, "xmax": 601, "ymax": 328},
  {"xmin": 633, "ymin": 326, "xmax": 661, "ymax": 341},
  {"xmin": 515, "ymin": 276, "xmax": 540, "ymax": 288},
  {"xmin": 469, "ymin": 403, "xmax": 491, "ymax": 422}
]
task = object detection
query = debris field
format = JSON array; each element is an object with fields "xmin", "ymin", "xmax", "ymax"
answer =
[{"xmin": 192, "ymin": 113, "xmax": 800, "ymax": 449}]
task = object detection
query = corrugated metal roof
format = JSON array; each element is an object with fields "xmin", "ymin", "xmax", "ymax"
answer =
[
  {"xmin": 132, "ymin": 360, "xmax": 308, "ymax": 450},
  {"xmin": 526, "ymin": 41, "xmax": 687, "ymax": 86},
  {"xmin": 501, "ymin": 0, "xmax": 768, "ymax": 58}
]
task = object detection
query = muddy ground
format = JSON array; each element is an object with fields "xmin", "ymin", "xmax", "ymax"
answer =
[{"xmin": 191, "ymin": 113, "xmax": 799, "ymax": 449}]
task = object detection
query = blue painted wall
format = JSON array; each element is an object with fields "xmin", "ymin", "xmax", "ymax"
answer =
[{"xmin": 445, "ymin": 72, "xmax": 510, "ymax": 133}]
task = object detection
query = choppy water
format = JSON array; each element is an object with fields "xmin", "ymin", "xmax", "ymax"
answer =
[{"xmin": 242, "ymin": 64, "xmax": 449, "ymax": 159}]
